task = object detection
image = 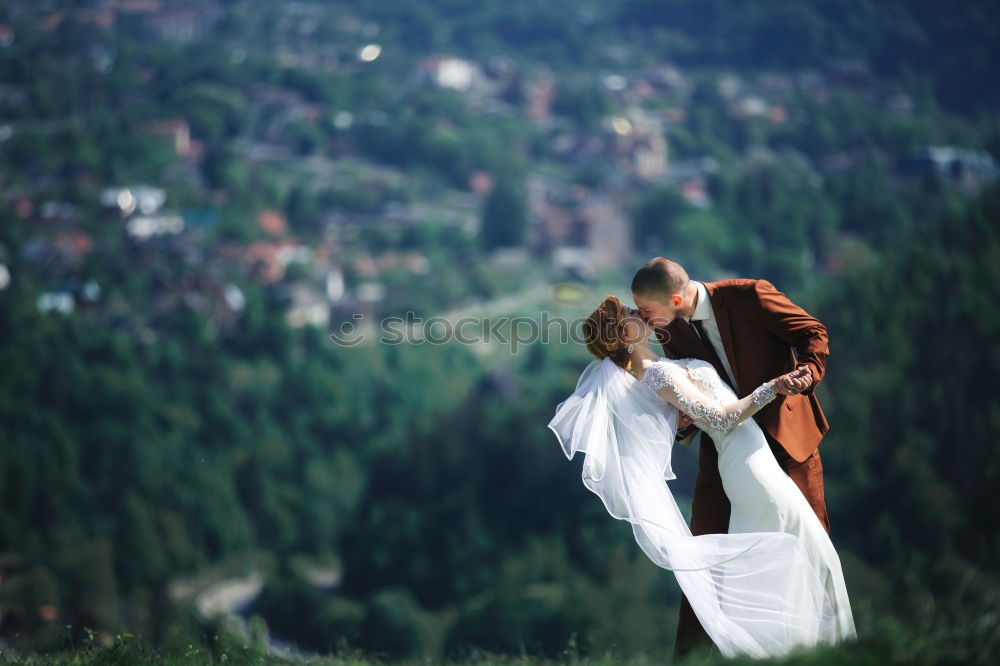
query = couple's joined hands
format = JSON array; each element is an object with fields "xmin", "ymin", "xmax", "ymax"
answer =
[
  {"xmin": 773, "ymin": 365, "xmax": 813, "ymax": 395},
  {"xmin": 675, "ymin": 366, "xmax": 812, "ymax": 431}
]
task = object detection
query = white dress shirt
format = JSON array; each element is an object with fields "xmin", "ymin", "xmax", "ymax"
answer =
[{"xmin": 688, "ymin": 281, "xmax": 738, "ymax": 388}]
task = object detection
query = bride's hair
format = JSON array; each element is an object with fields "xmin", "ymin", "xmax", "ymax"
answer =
[{"xmin": 583, "ymin": 295, "xmax": 632, "ymax": 369}]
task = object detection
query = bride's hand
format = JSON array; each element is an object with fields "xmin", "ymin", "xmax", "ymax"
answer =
[
  {"xmin": 774, "ymin": 366, "xmax": 812, "ymax": 395},
  {"xmin": 678, "ymin": 413, "xmax": 695, "ymax": 430}
]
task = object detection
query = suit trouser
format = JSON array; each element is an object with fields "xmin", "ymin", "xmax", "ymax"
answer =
[{"xmin": 673, "ymin": 430, "xmax": 830, "ymax": 658}]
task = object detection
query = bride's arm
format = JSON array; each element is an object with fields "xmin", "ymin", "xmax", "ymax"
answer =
[{"xmin": 645, "ymin": 364, "xmax": 779, "ymax": 433}]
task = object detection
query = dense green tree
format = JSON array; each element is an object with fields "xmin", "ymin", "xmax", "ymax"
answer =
[
  {"xmin": 551, "ymin": 78, "xmax": 613, "ymax": 131},
  {"xmin": 480, "ymin": 178, "xmax": 527, "ymax": 250},
  {"xmin": 818, "ymin": 184, "xmax": 1000, "ymax": 601}
]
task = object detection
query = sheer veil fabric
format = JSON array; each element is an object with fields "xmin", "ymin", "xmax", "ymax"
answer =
[{"xmin": 547, "ymin": 358, "xmax": 838, "ymax": 658}]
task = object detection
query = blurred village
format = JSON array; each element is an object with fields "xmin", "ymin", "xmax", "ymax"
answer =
[{"xmin": 4, "ymin": 1, "xmax": 997, "ymax": 344}]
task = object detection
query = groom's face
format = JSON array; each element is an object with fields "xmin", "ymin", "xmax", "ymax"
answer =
[{"xmin": 632, "ymin": 291, "xmax": 681, "ymax": 328}]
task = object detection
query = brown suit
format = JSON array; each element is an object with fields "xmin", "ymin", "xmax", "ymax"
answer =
[{"xmin": 658, "ymin": 279, "xmax": 831, "ymax": 658}]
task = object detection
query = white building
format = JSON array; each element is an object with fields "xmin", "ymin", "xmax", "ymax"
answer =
[
  {"xmin": 37, "ymin": 291, "xmax": 74, "ymax": 315},
  {"xmin": 100, "ymin": 185, "xmax": 167, "ymax": 216},
  {"xmin": 126, "ymin": 214, "xmax": 185, "ymax": 240}
]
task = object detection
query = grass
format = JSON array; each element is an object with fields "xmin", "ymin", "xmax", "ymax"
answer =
[
  {"xmin": 2, "ymin": 611, "xmax": 997, "ymax": 666},
  {"xmin": 0, "ymin": 638, "xmax": 993, "ymax": 666}
]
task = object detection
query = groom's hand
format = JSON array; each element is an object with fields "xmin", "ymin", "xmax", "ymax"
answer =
[
  {"xmin": 775, "ymin": 366, "xmax": 813, "ymax": 395},
  {"xmin": 675, "ymin": 414, "xmax": 696, "ymax": 444}
]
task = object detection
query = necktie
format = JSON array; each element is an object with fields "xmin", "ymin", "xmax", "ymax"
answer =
[{"xmin": 690, "ymin": 318, "xmax": 735, "ymax": 391}]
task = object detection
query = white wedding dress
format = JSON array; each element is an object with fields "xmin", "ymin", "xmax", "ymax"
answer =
[
  {"xmin": 638, "ymin": 357, "xmax": 856, "ymax": 643},
  {"xmin": 548, "ymin": 357, "xmax": 856, "ymax": 658}
]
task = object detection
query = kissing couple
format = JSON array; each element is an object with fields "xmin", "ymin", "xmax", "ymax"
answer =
[{"xmin": 548, "ymin": 257, "xmax": 857, "ymax": 659}]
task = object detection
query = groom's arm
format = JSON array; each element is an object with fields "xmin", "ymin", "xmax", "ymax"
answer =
[{"xmin": 752, "ymin": 279, "xmax": 829, "ymax": 395}]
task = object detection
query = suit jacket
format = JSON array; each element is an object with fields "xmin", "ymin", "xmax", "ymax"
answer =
[{"xmin": 656, "ymin": 279, "xmax": 830, "ymax": 462}]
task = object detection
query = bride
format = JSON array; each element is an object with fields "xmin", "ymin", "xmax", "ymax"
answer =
[{"xmin": 548, "ymin": 296, "xmax": 856, "ymax": 658}]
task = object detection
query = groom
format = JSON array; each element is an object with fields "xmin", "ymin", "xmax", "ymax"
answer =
[{"xmin": 631, "ymin": 257, "xmax": 831, "ymax": 658}]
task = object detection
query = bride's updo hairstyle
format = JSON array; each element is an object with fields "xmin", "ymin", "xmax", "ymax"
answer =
[{"xmin": 583, "ymin": 295, "xmax": 632, "ymax": 369}]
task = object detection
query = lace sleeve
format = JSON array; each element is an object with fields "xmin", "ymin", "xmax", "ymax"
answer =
[{"xmin": 643, "ymin": 362, "xmax": 777, "ymax": 433}]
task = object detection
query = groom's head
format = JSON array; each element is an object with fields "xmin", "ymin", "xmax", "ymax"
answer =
[{"xmin": 631, "ymin": 257, "xmax": 691, "ymax": 328}]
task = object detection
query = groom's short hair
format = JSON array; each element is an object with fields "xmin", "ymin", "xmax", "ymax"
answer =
[{"xmin": 631, "ymin": 257, "xmax": 689, "ymax": 300}]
